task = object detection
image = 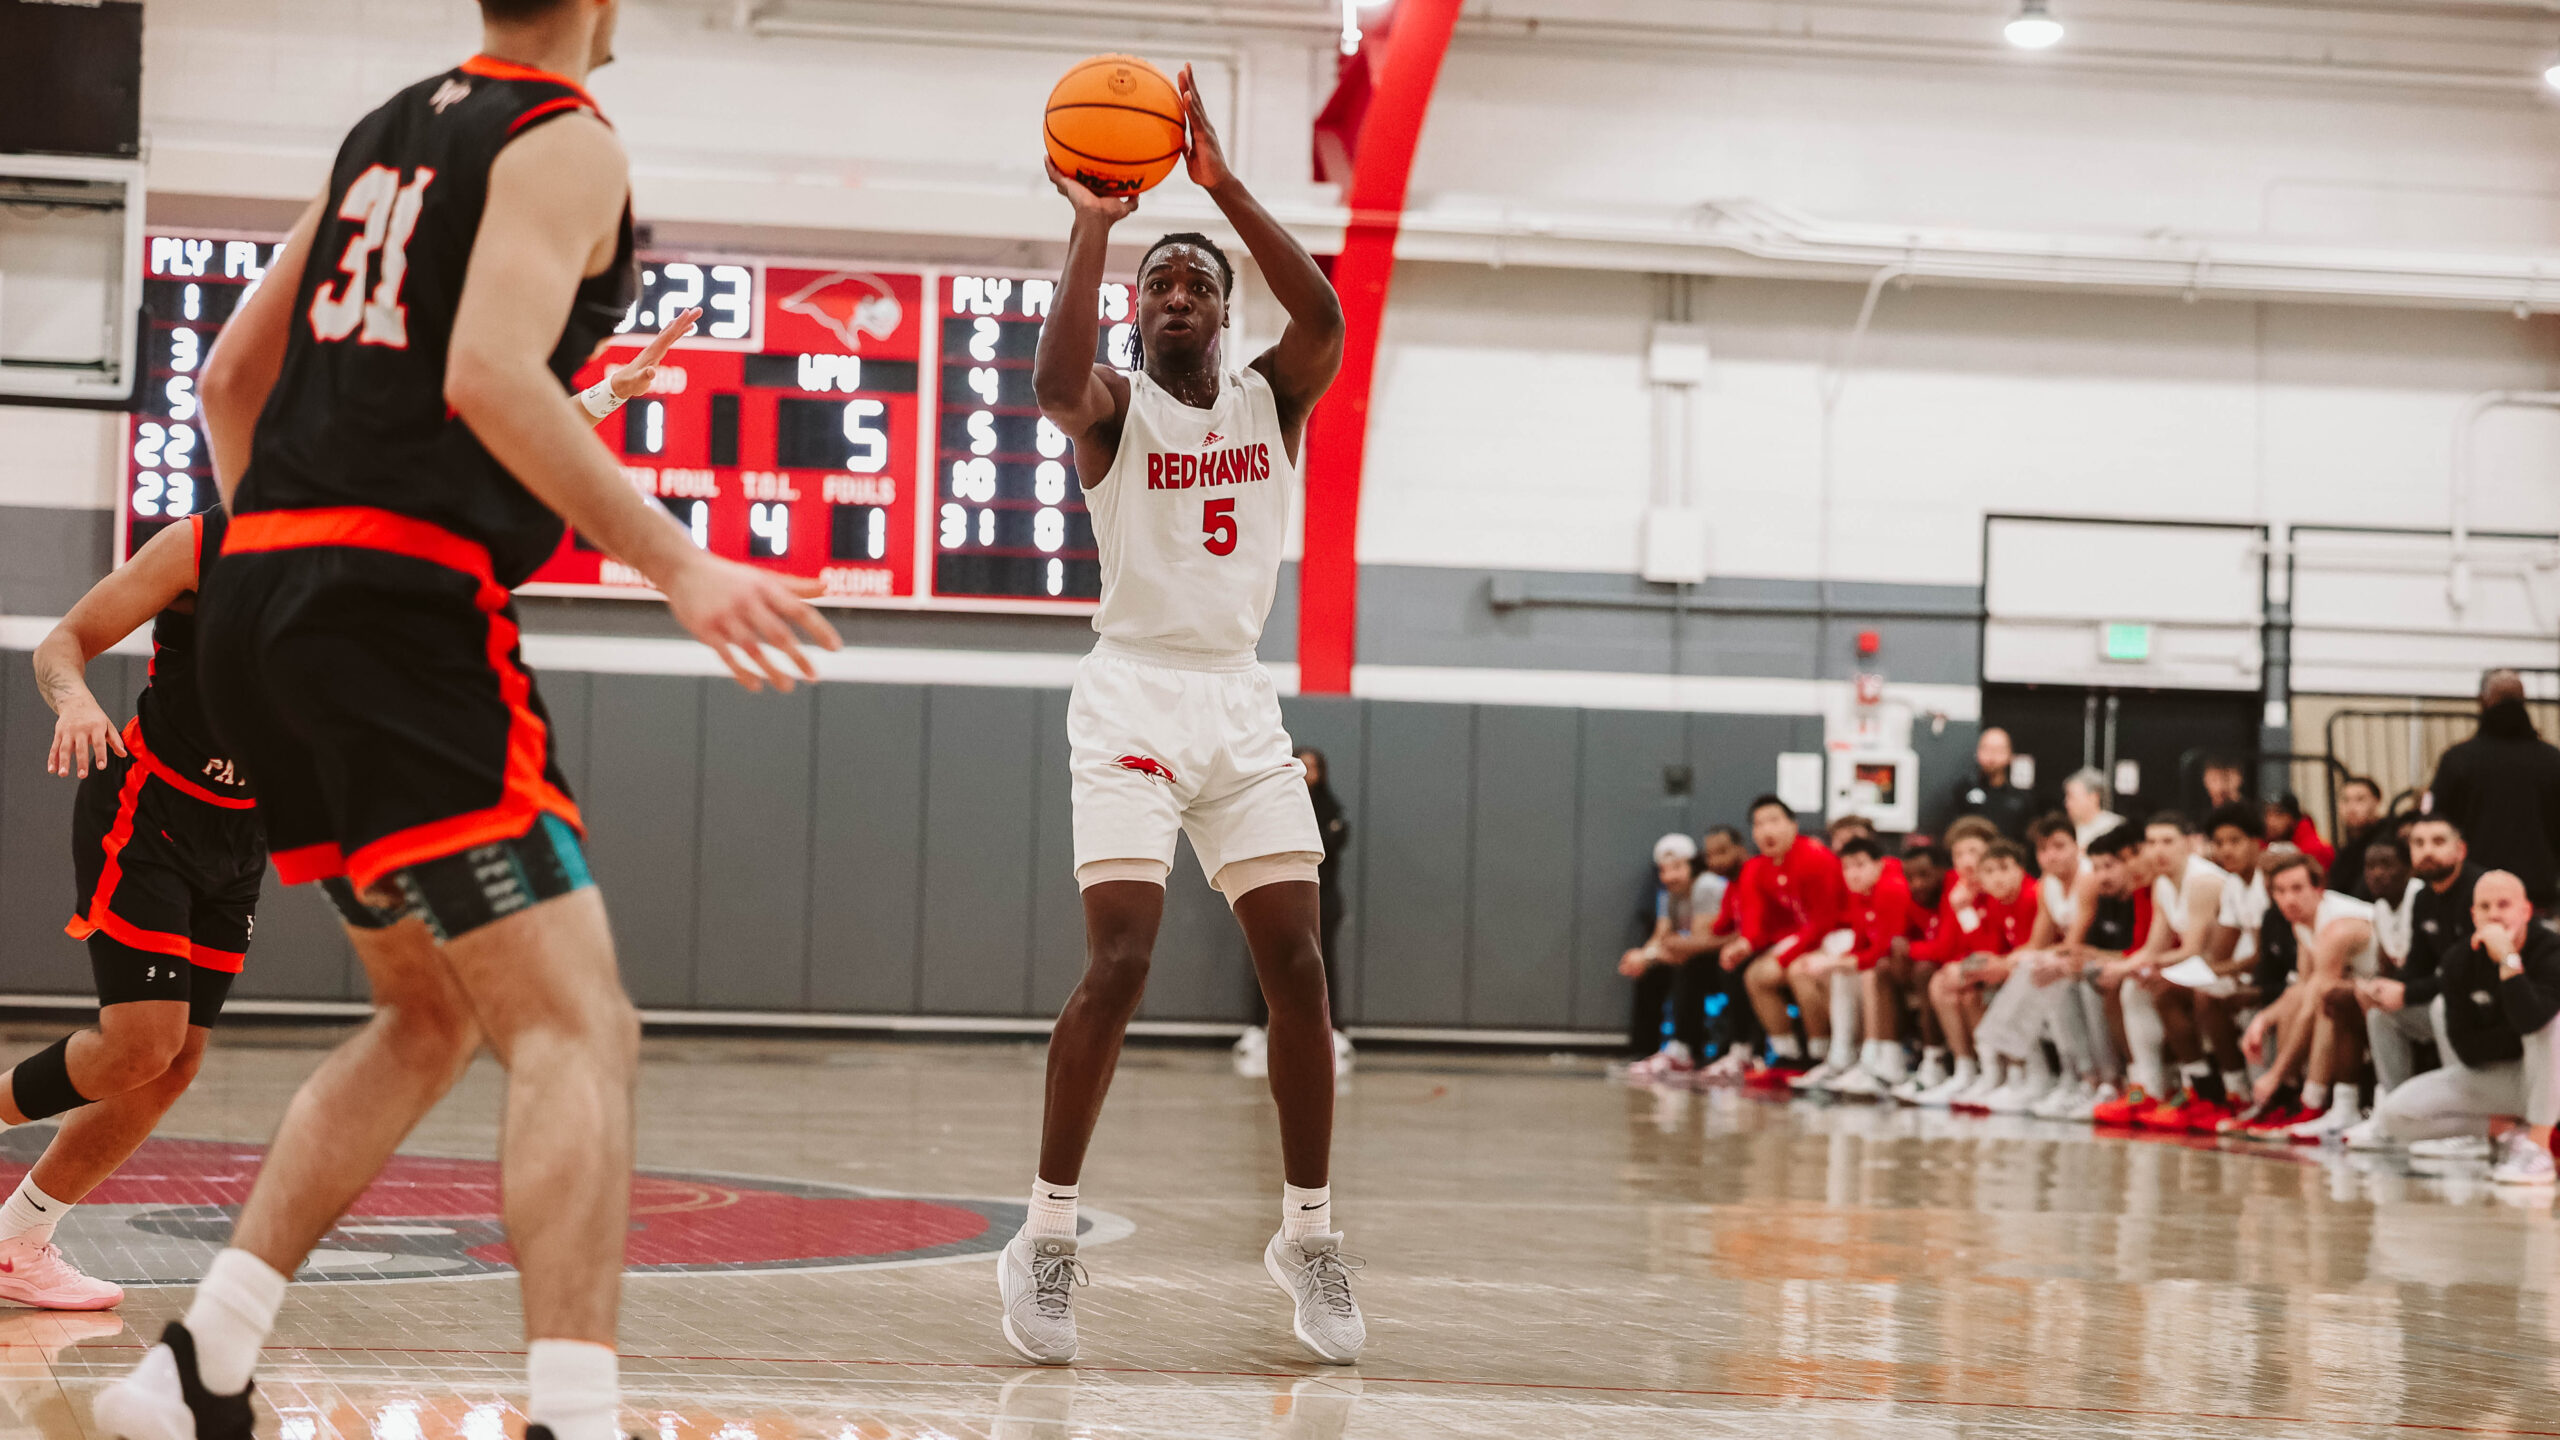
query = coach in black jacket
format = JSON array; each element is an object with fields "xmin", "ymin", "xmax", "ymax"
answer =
[
  {"xmin": 2427, "ymin": 670, "xmax": 2560, "ymax": 908},
  {"xmin": 2372, "ymin": 871, "xmax": 2560, "ymax": 1165}
]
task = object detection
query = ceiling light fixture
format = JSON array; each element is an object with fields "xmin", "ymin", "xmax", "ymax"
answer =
[{"xmin": 2005, "ymin": 0, "xmax": 2065, "ymax": 50}]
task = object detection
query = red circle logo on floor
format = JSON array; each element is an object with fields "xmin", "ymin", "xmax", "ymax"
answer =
[{"xmin": 0, "ymin": 1132, "xmax": 1128, "ymax": 1285}]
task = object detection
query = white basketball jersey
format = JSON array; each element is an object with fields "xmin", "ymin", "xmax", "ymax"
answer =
[{"xmin": 1087, "ymin": 364, "xmax": 1296, "ymax": 660}]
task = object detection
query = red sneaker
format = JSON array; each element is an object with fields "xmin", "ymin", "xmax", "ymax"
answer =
[
  {"xmin": 1744, "ymin": 1064, "xmax": 1794, "ymax": 1090},
  {"xmin": 2135, "ymin": 1095, "xmax": 2193, "ymax": 1131},
  {"xmin": 2182, "ymin": 1098, "xmax": 2237, "ymax": 1135},
  {"xmin": 2090, "ymin": 1086, "xmax": 2151, "ymax": 1126},
  {"xmin": 2243, "ymin": 1101, "xmax": 2308, "ymax": 1139}
]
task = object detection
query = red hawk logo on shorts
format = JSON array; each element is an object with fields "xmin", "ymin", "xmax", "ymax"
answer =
[
  {"xmin": 1115, "ymin": 755, "xmax": 1178, "ymax": 787},
  {"xmin": 778, "ymin": 271, "xmax": 905, "ymax": 351}
]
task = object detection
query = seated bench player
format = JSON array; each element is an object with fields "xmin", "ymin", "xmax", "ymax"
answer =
[
  {"xmin": 2236, "ymin": 854, "xmax": 2376, "ymax": 1142},
  {"xmin": 1620, "ymin": 834, "xmax": 1716, "ymax": 1080},
  {"xmin": 1820, "ymin": 836, "xmax": 1916, "ymax": 1097},
  {"xmin": 1909, "ymin": 839, "xmax": 2040, "ymax": 1107},
  {"xmin": 1888, "ymin": 827, "xmax": 1987, "ymax": 1101},
  {"xmin": 1715, "ymin": 796, "xmax": 1847, "ymax": 1084},
  {"xmin": 1968, "ymin": 814, "xmax": 2085, "ymax": 1113}
]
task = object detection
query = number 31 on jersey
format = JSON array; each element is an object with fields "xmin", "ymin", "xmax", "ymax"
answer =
[{"xmin": 309, "ymin": 165, "xmax": 437, "ymax": 349}]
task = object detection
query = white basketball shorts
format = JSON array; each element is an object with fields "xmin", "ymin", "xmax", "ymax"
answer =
[{"xmin": 1068, "ymin": 640, "xmax": 1322, "ymax": 887}]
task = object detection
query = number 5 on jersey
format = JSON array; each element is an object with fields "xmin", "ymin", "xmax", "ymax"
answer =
[
  {"xmin": 309, "ymin": 164, "xmax": 437, "ymax": 348},
  {"xmin": 1202, "ymin": 497, "xmax": 1237, "ymax": 556}
]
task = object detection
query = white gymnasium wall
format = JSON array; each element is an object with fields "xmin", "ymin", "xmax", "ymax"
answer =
[{"xmin": 4, "ymin": 0, "xmax": 2558, "ymax": 601}]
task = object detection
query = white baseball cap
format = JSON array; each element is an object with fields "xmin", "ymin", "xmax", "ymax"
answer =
[{"xmin": 1653, "ymin": 832, "xmax": 1700, "ymax": 865}]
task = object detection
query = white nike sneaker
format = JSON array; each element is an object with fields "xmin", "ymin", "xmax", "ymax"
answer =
[
  {"xmin": 2064, "ymin": 1082, "xmax": 2119, "ymax": 1122},
  {"xmin": 996, "ymin": 1232, "xmax": 1085, "ymax": 1366},
  {"xmin": 2342, "ymin": 1116, "xmax": 2399, "ymax": 1151},
  {"xmin": 2410, "ymin": 1133, "xmax": 2494, "ymax": 1163},
  {"xmin": 2491, "ymin": 1131, "xmax": 2557, "ymax": 1188},
  {"xmin": 2285, "ymin": 1103, "xmax": 2360, "ymax": 1145},
  {"xmin": 1788, "ymin": 1057, "xmax": 1847, "ymax": 1092},
  {"xmin": 1264, "ymin": 1231, "xmax": 1365, "ymax": 1364},
  {"xmin": 2030, "ymin": 1081, "xmax": 2089, "ymax": 1119},
  {"xmin": 1948, "ymin": 1068, "xmax": 2003, "ymax": 1111},
  {"xmin": 1331, "ymin": 1030, "xmax": 1355, "ymax": 1075},
  {"xmin": 1235, "ymin": 1026, "xmax": 1270, "ymax": 1079},
  {"xmin": 1988, "ymin": 1076, "xmax": 2053, "ymax": 1116},
  {"xmin": 1915, "ymin": 1066, "xmax": 1976, "ymax": 1109},
  {"xmin": 0, "ymin": 1235, "xmax": 121, "ymax": 1310},
  {"xmin": 1827, "ymin": 1066, "xmax": 1887, "ymax": 1099}
]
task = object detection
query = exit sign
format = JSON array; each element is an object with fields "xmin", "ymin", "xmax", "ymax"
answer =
[{"xmin": 2103, "ymin": 623, "xmax": 2152, "ymax": 662}]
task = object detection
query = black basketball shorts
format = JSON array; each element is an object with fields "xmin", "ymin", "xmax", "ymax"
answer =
[
  {"xmin": 201, "ymin": 507, "xmax": 585, "ymax": 905},
  {"xmin": 67, "ymin": 723, "xmax": 265, "ymax": 1028}
]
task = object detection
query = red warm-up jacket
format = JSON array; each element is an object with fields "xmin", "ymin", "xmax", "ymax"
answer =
[
  {"xmin": 1735, "ymin": 836, "xmax": 1849, "ymax": 965},
  {"xmin": 1843, "ymin": 872, "xmax": 1914, "ymax": 972},
  {"xmin": 1910, "ymin": 877, "xmax": 2041, "ymax": 965}
]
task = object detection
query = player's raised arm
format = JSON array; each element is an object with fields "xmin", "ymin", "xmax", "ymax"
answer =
[
  {"xmin": 579, "ymin": 306, "xmax": 700, "ymax": 428},
  {"xmin": 199, "ymin": 197, "xmax": 322, "ymax": 504},
  {"xmin": 1033, "ymin": 162, "xmax": 1136, "ymax": 446},
  {"xmin": 1178, "ymin": 65, "xmax": 1344, "ymax": 445},
  {"xmin": 33, "ymin": 518, "xmax": 200, "ymax": 777},
  {"xmin": 447, "ymin": 113, "xmax": 838, "ymax": 692}
]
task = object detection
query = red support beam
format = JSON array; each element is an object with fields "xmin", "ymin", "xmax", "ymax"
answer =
[{"xmin": 1296, "ymin": 0, "xmax": 1463, "ymax": 695}]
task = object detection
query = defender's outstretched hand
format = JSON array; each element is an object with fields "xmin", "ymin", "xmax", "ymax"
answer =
[
  {"xmin": 1047, "ymin": 158, "xmax": 1138, "ymax": 224},
  {"xmin": 47, "ymin": 694, "xmax": 124, "ymax": 779},
  {"xmin": 662, "ymin": 555, "xmax": 842, "ymax": 693},
  {"xmin": 1177, "ymin": 64, "xmax": 1231, "ymax": 191},
  {"xmin": 607, "ymin": 306, "xmax": 700, "ymax": 401}
]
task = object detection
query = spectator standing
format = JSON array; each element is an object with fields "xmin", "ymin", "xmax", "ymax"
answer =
[
  {"xmin": 1953, "ymin": 727, "xmax": 2038, "ymax": 841},
  {"xmin": 2426, "ymin": 669, "xmax": 2560, "ymax": 910},
  {"xmin": 2063, "ymin": 768, "xmax": 2125, "ymax": 847}
]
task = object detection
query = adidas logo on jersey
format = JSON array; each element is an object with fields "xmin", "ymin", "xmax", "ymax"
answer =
[
  {"xmin": 1146, "ymin": 442, "xmax": 1271, "ymax": 491},
  {"xmin": 1202, "ymin": 431, "xmax": 1223, "ymax": 445}
]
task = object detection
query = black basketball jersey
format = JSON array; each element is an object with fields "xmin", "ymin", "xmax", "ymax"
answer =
[
  {"xmin": 2085, "ymin": 892, "xmax": 2139, "ymax": 953},
  {"xmin": 240, "ymin": 55, "xmax": 637, "ymax": 587},
  {"xmin": 136, "ymin": 508, "xmax": 252, "ymax": 802}
]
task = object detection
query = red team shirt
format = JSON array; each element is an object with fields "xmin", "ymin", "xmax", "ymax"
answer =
[
  {"xmin": 1734, "ymin": 836, "xmax": 1849, "ymax": 965},
  {"xmin": 1910, "ymin": 878, "xmax": 2042, "ymax": 965},
  {"xmin": 1843, "ymin": 871, "xmax": 1915, "ymax": 971}
]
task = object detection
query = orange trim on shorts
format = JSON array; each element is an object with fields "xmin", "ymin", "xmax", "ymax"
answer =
[
  {"xmin": 123, "ymin": 717, "xmax": 254, "ymax": 810},
  {"xmin": 272, "ymin": 842, "xmax": 348, "ymax": 885},
  {"xmin": 187, "ymin": 943, "xmax": 247, "ymax": 975},
  {"xmin": 63, "ymin": 759, "xmax": 194, "ymax": 963},
  {"xmin": 225, "ymin": 507, "xmax": 582, "ymax": 893}
]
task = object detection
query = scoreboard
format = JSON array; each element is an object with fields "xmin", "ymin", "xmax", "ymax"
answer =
[{"xmin": 119, "ymin": 234, "xmax": 1129, "ymax": 614}]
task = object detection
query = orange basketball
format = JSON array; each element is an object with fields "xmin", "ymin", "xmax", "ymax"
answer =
[{"xmin": 1044, "ymin": 54, "xmax": 1185, "ymax": 197}]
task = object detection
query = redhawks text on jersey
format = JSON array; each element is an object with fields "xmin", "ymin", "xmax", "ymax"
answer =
[{"xmin": 1146, "ymin": 443, "xmax": 1272, "ymax": 490}]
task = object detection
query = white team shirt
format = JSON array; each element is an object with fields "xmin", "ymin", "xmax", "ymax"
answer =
[
  {"xmin": 2154, "ymin": 853, "xmax": 2226, "ymax": 947},
  {"xmin": 2041, "ymin": 865, "xmax": 2081, "ymax": 934},
  {"xmin": 2293, "ymin": 890, "xmax": 2380, "ymax": 979},
  {"xmin": 2218, "ymin": 867, "xmax": 2269, "ymax": 963},
  {"xmin": 2371, "ymin": 876, "xmax": 2422, "ymax": 965},
  {"xmin": 2075, "ymin": 811, "xmax": 2128, "ymax": 847},
  {"xmin": 1087, "ymin": 364, "xmax": 1296, "ymax": 660}
]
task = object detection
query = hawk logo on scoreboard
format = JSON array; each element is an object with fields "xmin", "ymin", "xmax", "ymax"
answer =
[
  {"xmin": 1115, "ymin": 755, "xmax": 1179, "ymax": 788},
  {"xmin": 1, "ymin": 1131, "xmax": 1132, "ymax": 1284},
  {"xmin": 779, "ymin": 271, "xmax": 907, "ymax": 352}
]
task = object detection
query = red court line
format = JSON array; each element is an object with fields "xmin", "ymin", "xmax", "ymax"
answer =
[{"xmin": 67, "ymin": 1342, "xmax": 2560, "ymax": 1435}]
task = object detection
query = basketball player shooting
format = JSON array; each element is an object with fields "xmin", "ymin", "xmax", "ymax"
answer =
[
  {"xmin": 996, "ymin": 65, "xmax": 1361, "ymax": 1366},
  {"xmin": 91, "ymin": 3, "xmax": 837, "ymax": 1439}
]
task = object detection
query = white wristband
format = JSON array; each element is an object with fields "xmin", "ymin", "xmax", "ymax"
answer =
[{"xmin": 579, "ymin": 379, "xmax": 626, "ymax": 420}]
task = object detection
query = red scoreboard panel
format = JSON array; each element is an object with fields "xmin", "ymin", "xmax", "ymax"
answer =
[
  {"xmin": 118, "ymin": 239, "xmax": 1126, "ymax": 617},
  {"xmin": 525, "ymin": 262, "xmax": 929, "ymax": 605}
]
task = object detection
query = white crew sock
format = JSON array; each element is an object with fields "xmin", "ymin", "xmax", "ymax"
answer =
[
  {"xmin": 1770, "ymin": 1034, "xmax": 1802, "ymax": 1062},
  {"xmin": 1282, "ymin": 1183, "xmax": 1331, "ymax": 1241},
  {"xmin": 1025, "ymin": 1177, "xmax": 1079, "ymax": 1241},
  {"xmin": 0, "ymin": 1176, "xmax": 69, "ymax": 1245},
  {"xmin": 181, "ymin": 1249, "xmax": 288, "ymax": 1395},
  {"xmin": 526, "ymin": 1339, "xmax": 619, "ymax": 1440},
  {"xmin": 1869, "ymin": 1041, "xmax": 1909, "ymax": 1080},
  {"xmin": 1948, "ymin": 1057, "xmax": 1978, "ymax": 1086},
  {"xmin": 1807, "ymin": 1036, "xmax": 1830, "ymax": 1061},
  {"xmin": 2302, "ymin": 1081, "xmax": 2329, "ymax": 1111},
  {"xmin": 1828, "ymin": 973, "xmax": 1861, "ymax": 1065}
]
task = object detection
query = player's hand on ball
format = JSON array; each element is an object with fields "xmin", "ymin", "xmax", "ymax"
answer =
[
  {"xmin": 664, "ymin": 555, "xmax": 842, "ymax": 693},
  {"xmin": 1177, "ymin": 64, "xmax": 1230, "ymax": 191},
  {"xmin": 608, "ymin": 306, "xmax": 700, "ymax": 401},
  {"xmin": 1047, "ymin": 159, "xmax": 1137, "ymax": 224},
  {"xmin": 47, "ymin": 696, "xmax": 125, "ymax": 779}
]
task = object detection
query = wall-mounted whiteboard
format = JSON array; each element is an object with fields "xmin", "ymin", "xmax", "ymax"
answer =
[{"xmin": 1983, "ymin": 516, "xmax": 2265, "ymax": 692}]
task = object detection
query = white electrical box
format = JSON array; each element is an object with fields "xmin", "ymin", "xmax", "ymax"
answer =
[{"xmin": 1640, "ymin": 507, "xmax": 1711, "ymax": 584}]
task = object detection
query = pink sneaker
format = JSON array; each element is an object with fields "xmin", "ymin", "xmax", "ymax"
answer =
[{"xmin": 0, "ymin": 1235, "xmax": 122, "ymax": 1311}]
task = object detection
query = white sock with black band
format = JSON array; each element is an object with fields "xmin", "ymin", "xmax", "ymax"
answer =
[{"xmin": 1283, "ymin": 1183, "xmax": 1331, "ymax": 1241}]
